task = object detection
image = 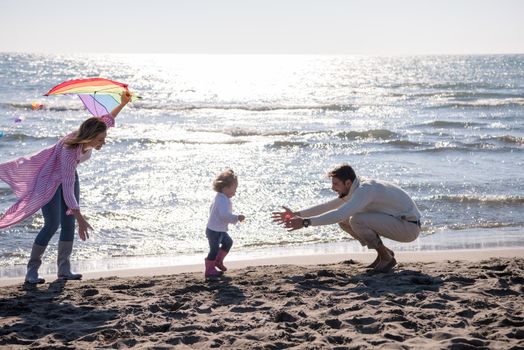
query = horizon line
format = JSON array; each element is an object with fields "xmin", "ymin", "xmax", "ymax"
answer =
[{"xmin": 1, "ymin": 51, "xmax": 524, "ymax": 57}]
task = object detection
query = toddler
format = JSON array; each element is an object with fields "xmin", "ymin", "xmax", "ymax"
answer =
[{"xmin": 205, "ymin": 169, "xmax": 245, "ymax": 278}]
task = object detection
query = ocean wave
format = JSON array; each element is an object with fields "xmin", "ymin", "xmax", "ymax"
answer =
[
  {"xmin": 1, "ymin": 102, "xmax": 84, "ymax": 112},
  {"xmin": 220, "ymin": 128, "xmax": 399, "ymax": 142},
  {"xmin": 267, "ymin": 138, "xmax": 423, "ymax": 150},
  {"xmin": 459, "ymin": 138, "xmax": 523, "ymax": 149},
  {"xmin": 336, "ymin": 129, "xmax": 398, "ymax": 140},
  {"xmin": 135, "ymin": 102, "xmax": 358, "ymax": 112},
  {"xmin": 385, "ymin": 140, "xmax": 421, "ymax": 147},
  {"xmin": 483, "ymin": 135, "xmax": 524, "ymax": 146},
  {"xmin": 446, "ymin": 92, "xmax": 524, "ymax": 99},
  {"xmin": 269, "ymin": 141, "xmax": 310, "ymax": 148},
  {"xmin": 401, "ymin": 91, "xmax": 524, "ymax": 100},
  {"xmin": 370, "ymin": 139, "xmax": 518, "ymax": 153},
  {"xmin": 432, "ymin": 194, "xmax": 524, "ymax": 205},
  {"xmin": 1, "ymin": 100, "xmax": 359, "ymax": 113},
  {"xmin": 414, "ymin": 143, "xmax": 520, "ymax": 153},
  {"xmin": 385, "ymin": 80, "xmax": 513, "ymax": 91},
  {"xmin": 429, "ymin": 98, "xmax": 524, "ymax": 109},
  {"xmin": 0, "ymin": 133, "xmax": 57, "ymax": 142},
  {"xmin": 422, "ymin": 120, "xmax": 484, "ymax": 128},
  {"xmin": 441, "ymin": 222, "xmax": 523, "ymax": 231},
  {"xmin": 188, "ymin": 127, "xmax": 324, "ymax": 138},
  {"xmin": 0, "ymin": 251, "xmax": 27, "ymax": 261},
  {"xmin": 258, "ymin": 134, "xmax": 520, "ymax": 152},
  {"xmin": 203, "ymin": 128, "xmax": 305, "ymax": 137},
  {"xmin": 0, "ymin": 187, "xmax": 13, "ymax": 196},
  {"xmin": 113, "ymin": 137, "xmax": 249, "ymax": 146}
]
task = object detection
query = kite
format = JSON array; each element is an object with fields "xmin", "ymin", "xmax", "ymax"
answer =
[{"xmin": 44, "ymin": 78, "xmax": 139, "ymax": 117}]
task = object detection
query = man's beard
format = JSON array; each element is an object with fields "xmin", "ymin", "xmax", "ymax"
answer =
[{"xmin": 338, "ymin": 189, "xmax": 349, "ymax": 198}]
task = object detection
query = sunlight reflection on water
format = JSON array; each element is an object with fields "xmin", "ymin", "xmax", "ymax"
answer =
[{"xmin": 0, "ymin": 53, "xmax": 523, "ymax": 269}]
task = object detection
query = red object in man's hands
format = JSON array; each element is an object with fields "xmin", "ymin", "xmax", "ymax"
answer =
[{"xmin": 284, "ymin": 213, "xmax": 292, "ymax": 222}]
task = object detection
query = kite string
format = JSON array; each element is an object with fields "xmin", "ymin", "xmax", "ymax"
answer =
[{"xmin": 93, "ymin": 92, "xmax": 99, "ymax": 117}]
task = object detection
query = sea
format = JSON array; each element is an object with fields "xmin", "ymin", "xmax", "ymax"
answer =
[{"xmin": 0, "ymin": 53, "xmax": 523, "ymax": 278}]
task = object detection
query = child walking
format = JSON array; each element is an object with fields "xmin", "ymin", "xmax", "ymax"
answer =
[{"xmin": 205, "ymin": 169, "xmax": 245, "ymax": 278}]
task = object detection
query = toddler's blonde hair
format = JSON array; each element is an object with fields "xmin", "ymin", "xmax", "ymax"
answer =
[{"xmin": 213, "ymin": 169, "xmax": 238, "ymax": 192}]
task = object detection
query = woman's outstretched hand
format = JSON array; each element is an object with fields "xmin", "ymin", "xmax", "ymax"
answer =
[
  {"xmin": 111, "ymin": 91, "xmax": 132, "ymax": 118},
  {"xmin": 71, "ymin": 210, "xmax": 93, "ymax": 241}
]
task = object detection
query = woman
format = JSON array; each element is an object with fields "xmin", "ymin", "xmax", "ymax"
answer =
[{"xmin": 0, "ymin": 91, "xmax": 131, "ymax": 284}]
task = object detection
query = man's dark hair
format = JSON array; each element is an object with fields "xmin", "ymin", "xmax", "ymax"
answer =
[{"xmin": 328, "ymin": 164, "xmax": 356, "ymax": 183}]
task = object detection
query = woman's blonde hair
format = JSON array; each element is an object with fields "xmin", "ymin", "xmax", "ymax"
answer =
[
  {"xmin": 213, "ymin": 169, "xmax": 238, "ymax": 192},
  {"xmin": 64, "ymin": 117, "xmax": 107, "ymax": 148}
]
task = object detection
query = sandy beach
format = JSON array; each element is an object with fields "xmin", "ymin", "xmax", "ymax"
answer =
[{"xmin": 0, "ymin": 249, "xmax": 523, "ymax": 349}]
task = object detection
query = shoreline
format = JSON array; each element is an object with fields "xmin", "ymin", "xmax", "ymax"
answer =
[
  {"xmin": 1, "ymin": 225, "xmax": 523, "ymax": 284},
  {"xmin": 1, "ymin": 225, "xmax": 523, "ymax": 278},
  {"xmin": 1, "ymin": 247, "xmax": 522, "ymax": 287}
]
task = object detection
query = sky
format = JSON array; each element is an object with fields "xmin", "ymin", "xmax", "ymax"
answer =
[{"xmin": 1, "ymin": 0, "xmax": 523, "ymax": 55}]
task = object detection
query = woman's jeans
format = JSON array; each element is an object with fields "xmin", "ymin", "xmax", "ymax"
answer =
[
  {"xmin": 34, "ymin": 173, "xmax": 80, "ymax": 246},
  {"xmin": 206, "ymin": 228, "xmax": 233, "ymax": 260}
]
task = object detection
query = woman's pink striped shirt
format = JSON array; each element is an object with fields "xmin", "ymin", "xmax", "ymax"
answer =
[{"xmin": 0, "ymin": 114, "xmax": 114, "ymax": 229}]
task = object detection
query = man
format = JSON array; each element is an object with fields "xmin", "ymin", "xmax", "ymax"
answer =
[{"xmin": 272, "ymin": 164, "xmax": 421, "ymax": 273}]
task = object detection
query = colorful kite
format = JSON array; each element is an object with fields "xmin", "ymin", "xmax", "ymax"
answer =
[{"xmin": 44, "ymin": 78, "xmax": 139, "ymax": 117}]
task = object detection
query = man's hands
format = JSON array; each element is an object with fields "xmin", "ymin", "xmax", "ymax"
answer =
[
  {"xmin": 271, "ymin": 206, "xmax": 305, "ymax": 231},
  {"xmin": 284, "ymin": 217, "xmax": 305, "ymax": 231},
  {"xmin": 271, "ymin": 206, "xmax": 295, "ymax": 224}
]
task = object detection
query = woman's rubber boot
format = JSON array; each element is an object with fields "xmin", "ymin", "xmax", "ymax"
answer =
[
  {"xmin": 57, "ymin": 241, "xmax": 82, "ymax": 280},
  {"xmin": 205, "ymin": 258, "xmax": 223, "ymax": 279},
  {"xmin": 25, "ymin": 244, "xmax": 47, "ymax": 284},
  {"xmin": 215, "ymin": 248, "xmax": 229, "ymax": 272}
]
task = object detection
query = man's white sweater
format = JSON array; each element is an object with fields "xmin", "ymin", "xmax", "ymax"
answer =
[{"xmin": 299, "ymin": 178, "xmax": 421, "ymax": 227}]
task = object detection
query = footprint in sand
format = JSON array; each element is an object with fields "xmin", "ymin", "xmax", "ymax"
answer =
[
  {"xmin": 82, "ymin": 288, "xmax": 99, "ymax": 297},
  {"xmin": 109, "ymin": 284, "xmax": 131, "ymax": 291},
  {"xmin": 324, "ymin": 318, "xmax": 342, "ymax": 329},
  {"xmin": 450, "ymin": 337, "xmax": 488, "ymax": 348},
  {"xmin": 273, "ymin": 310, "xmax": 297, "ymax": 323},
  {"xmin": 229, "ymin": 306, "xmax": 258, "ymax": 313},
  {"xmin": 384, "ymin": 332, "xmax": 406, "ymax": 342},
  {"xmin": 325, "ymin": 334, "xmax": 352, "ymax": 345},
  {"xmin": 133, "ymin": 282, "xmax": 156, "ymax": 289},
  {"xmin": 456, "ymin": 309, "xmax": 476, "ymax": 318}
]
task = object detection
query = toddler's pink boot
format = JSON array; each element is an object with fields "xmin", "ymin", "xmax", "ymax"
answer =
[
  {"xmin": 215, "ymin": 249, "xmax": 229, "ymax": 272},
  {"xmin": 205, "ymin": 258, "xmax": 223, "ymax": 278}
]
